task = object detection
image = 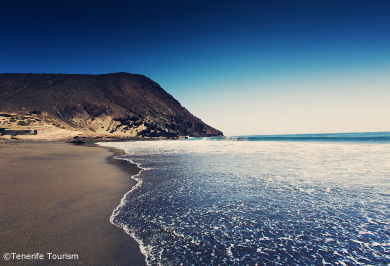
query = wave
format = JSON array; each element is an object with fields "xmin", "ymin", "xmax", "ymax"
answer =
[
  {"xmin": 194, "ymin": 132, "xmax": 390, "ymax": 143},
  {"xmin": 98, "ymin": 139, "xmax": 390, "ymax": 265}
]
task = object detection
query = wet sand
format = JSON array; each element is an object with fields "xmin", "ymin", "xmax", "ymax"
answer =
[{"xmin": 0, "ymin": 141, "xmax": 146, "ymax": 265}]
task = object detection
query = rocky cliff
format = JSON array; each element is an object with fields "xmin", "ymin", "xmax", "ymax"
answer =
[{"xmin": 0, "ymin": 73, "xmax": 223, "ymax": 138}]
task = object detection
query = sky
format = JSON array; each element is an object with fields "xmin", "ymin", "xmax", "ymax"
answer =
[{"xmin": 1, "ymin": 0, "xmax": 389, "ymax": 136}]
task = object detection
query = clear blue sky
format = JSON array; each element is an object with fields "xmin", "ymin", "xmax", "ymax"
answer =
[{"xmin": 1, "ymin": 0, "xmax": 389, "ymax": 135}]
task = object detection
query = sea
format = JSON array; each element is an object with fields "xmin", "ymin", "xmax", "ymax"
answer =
[{"xmin": 98, "ymin": 132, "xmax": 390, "ymax": 265}]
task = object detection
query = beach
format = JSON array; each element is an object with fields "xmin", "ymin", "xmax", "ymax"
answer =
[{"xmin": 0, "ymin": 141, "xmax": 146, "ymax": 265}]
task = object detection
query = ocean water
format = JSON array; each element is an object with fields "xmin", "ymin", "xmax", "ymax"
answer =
[{"xmin": 98, "ymin": 132, "xmax": 390, "ymax": 265}]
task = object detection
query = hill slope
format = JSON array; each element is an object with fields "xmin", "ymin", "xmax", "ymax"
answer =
[{"xmin": 0, "ymin": 73, "xmax": 223, "ymax": 139}]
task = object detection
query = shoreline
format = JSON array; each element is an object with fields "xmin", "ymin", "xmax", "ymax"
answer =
[
  {"xmin": 100, "ymin": 144, "xmax": 149, "ymax": 260},
  {"xmin": 100, "ymin": 144, "xmax": 148, "ymax": 265},
  {"xmin": 102, "ymin": 144, "xmax": 150, "ymax": 261},
  {"xmin": 0, "ymin": 141, "xmax": 146, "ymax": 265}
]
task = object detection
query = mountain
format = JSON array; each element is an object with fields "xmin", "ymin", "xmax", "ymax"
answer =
[{"xmin": 0, "ymin": 72, "xmax": 223, "ymax": 139}]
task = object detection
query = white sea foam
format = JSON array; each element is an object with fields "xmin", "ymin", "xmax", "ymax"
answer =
[{"xmin": 96, "ymin": 142, "xmax": 150, "ymax": 264}]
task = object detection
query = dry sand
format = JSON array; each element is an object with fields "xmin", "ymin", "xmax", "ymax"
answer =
[{"xmin": 0, "ymin": 141, "xmax": 146, "ymax": 265}]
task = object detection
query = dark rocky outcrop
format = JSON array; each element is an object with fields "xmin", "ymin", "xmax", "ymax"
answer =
[{"xmin": 0, "ymin": 73, "xmax": 223, "ymax": 137}]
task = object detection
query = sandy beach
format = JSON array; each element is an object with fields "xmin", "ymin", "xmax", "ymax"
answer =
[{"xmin": 0, "ymin": 141, "xmax": 146, "ymax": 265}]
